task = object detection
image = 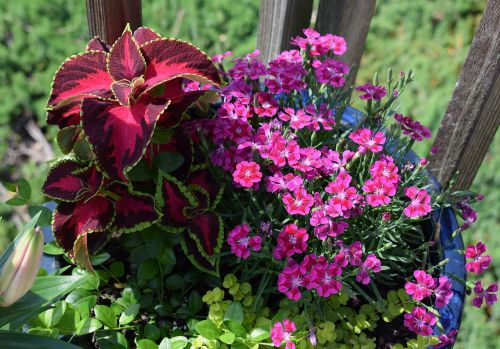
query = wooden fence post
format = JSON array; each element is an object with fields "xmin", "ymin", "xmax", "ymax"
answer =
[
  {"xmin": 86, "ymin": 0, "xmax": 142, "ymax": 44},
  {"xmin": 429, "ymin": 0, "xmax": 500, "ymax": 191},
  {"xmin": 315, "ymin": 0, "xmax": 376, "ymax": 89},
  {"xmin": 257, "ymin": 0, "xmax": 313, "ymax": 64}
]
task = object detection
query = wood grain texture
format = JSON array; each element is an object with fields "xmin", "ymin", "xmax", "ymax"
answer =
[
  {"xmin": 429, "ymin": 0, "xmax": 500, "ymax": 190},
  {"xmin": 315, "ymin": 0, "xmax": 376, "ymax": 89},
  {"xmin": 257, "ymin": 0, "xmax": 313, "ymax": 64},
  {"xmin": 86, "ymin": 0, "xmax": 142, "ymax": 45}
]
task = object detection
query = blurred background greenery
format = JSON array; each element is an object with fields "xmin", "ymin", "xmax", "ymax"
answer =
[{"xmin": 0, "ymin": 0, "xmax": 497, "ymax": 347}]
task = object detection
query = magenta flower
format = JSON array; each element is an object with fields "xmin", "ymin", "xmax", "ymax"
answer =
[
  {"xmin": 394, "ymin": 113, "xmax": 432, "ymax": 141},
  {"xmin": 362, "ymin": 177, "xmax": 397, "ymax": 207},
  {"xmin": 278, "ymin": 260, "xmax": 304, "ymax": 300},
  {"xmin": 232, "ymin": 161, "xmax": 262, "ymax": 188},
  {"xmin": 334, "ymin": 241, "xmax": 363, "ymax": 267},
  {"xmin": 472, "ymin": 280, "xmax": 498, "ymax": 308},
  {"xmin": 325, "ymin": 170, "xmax": 359, "ymax": 216},
  {"xmin": 265, "ymin": 172, "xmax": 304, "ymax": 193},
  {"xmin": 349, "ymin": 128, "xmax": 386, "ymax": 154},
  {"xmin": 355, "ymin": 83, "xmax": 387, "ymax": 101},
  {"xmin": 265, "ymin": 50, "xmax": 307, "ymax": 94},
  {"xmin": 271, "ymin": 319, "xmax": 296, "ymax": 349},
  {"xmin": 228, "ymin": 50, "xmax": 266, "ymax": 81},
  {"xmin": 310, "ymin": 209, "xmax": 349, "ymax": 240},
  {"xmin": 382, "ymin": 212, "xmax": 391, "ymax": 221},
  {"xmin": 369, "ymin": 156, "xmax": 400, "ymax": 185},
  {"xmin": 435, "ymin": 329, "xmax": 458, "ymax": 348},
  {"xmin": 254, "ymin": 92, "xmax": 279, "ymax": 117},
  {"xmin": 313, "ymin": 58, "xmax": 349, "ymax": 88},
  {"xmin": 356, "ymin": 254, "xmax": 382, "ymax": 285},
  {"xmin": 403, "ymin": 186, "xmax": 432, "ymax": 218},
  {"xmin": 403, "ymin": 306, "xmax": 436, "ymax": 336},
  {"xmin": 456, "ymin": 201, "xmax": 478, "ymax": 231},
  {"xmin": 282, "ymin": 188, "xmax": 315, "ymax": 215},
  {"xmin": 227, "ymin": 224, "xmax": 262, "ymax": 259},
  {"xmin": 465, "ymin": 242, "xmax": 492, "ymax": 274},
  {"xmin": 434, "ymin": 276, "xmax": 453, "ymax": 308},
  {"xmin": 267, "ymin": 138, "xmax": 300, "ymax": 168},
  {"xmin": 273, "ymin": 224, "xmax": 309, "ymax": 259},
  {"xmin": 405, "ymin": 270, "xmax": 436, "ymax": 301},
  {"xmin": 309, "ymin": 261, "xmax": 343, "ymax": 297},
  {"xmin": 278, "ymin": 107, "xmax": 311, "ymax": 130},
  {"xmin": 212, "ymin": 50, "xmax": 232, "ymax": 64}
]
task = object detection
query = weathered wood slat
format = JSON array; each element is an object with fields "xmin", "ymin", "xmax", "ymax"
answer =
[
  {"xmin": 86, "ymin": 0, "xmax": 142, "ymax": 44},
  {"xmin": 430, "ymin": 0, "xmax": 500, "ymax": 191},
  {"xmin": 315, "ymin": 0, "xmax": 376, "ymax": 88},
  {"xmin": 257, "ymin": 0, "xmax": 313, "ymax": 63}
]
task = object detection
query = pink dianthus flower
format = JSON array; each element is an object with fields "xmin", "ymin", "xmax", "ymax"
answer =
[
  {"xmin": 227, "ymin": 224, "xmax": 262, "ymax": 259},
  {"xmin": 403, "ymin": 186, "xmax": 432, "ymax": 218},
  {"xmin": 405, "ymin": 270, "xmax": 435, "ymax": 301},
  {"xmin": 232, "ymin": 161, "xmax": 262, "ymax": 188},
  {"xmin": 465, "ymin": 242, "xmax": 492, "ymax": 274},
  {"xmin": 282, "ymin": 188, "xmax": 314, "ymax": 215},
  {"xmin": 271, "ymin": 319, "xmax": 296, "ymax": 349},
  {"xmin": 403, "ymin": 306, "xmax": 436, "ymax": 336},
  {"xmin": 472, "ymin": 280, "xmax": 498, "ymax": 308},
  {"xmin": 349, "ymin": 128, "xmax": 385, "ymax": 154},
  {"xmin": 355, "ymin": 83, "xmax": 387, "ymax": 101}
]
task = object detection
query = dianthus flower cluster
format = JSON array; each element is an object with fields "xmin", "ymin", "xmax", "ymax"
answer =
[{"xmin": 189, "ymin": 27, "xmax": 494, "ymax": 345}]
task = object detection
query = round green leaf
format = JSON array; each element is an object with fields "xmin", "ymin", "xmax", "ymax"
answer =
[
  {"xmin": 75, "ymin": 318, "xmax": 102, "ymax": 335},
  {"xmin": 94, "ymin": 305, "xmax": 116, "ymax": 328},
  {"xmin": 136, "ymin": 339, "xmax": 158, "ymax": 349},
  {"xmin": 224, "ymin": 302, "xmax": 243, "ymax": 323},
  {"xmin": 219, "ymin": 332, "xmax": 235, "ymax": 345},
  {"xmin": 119, "ymin": 303, "xmax": 140, "ymax": 325},
  {"xmin": 195, "ymin": 320, "xmax": 221, "ymax": 340}
]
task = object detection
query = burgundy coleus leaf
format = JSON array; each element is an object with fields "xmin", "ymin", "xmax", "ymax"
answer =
[
  {"xmin": 186, "ymin": 169, "xmax": 223, "ymax": 209},
  {"xmin": 156, "ymin": 78, "xmax": 206, "ymax": 128},
  {"xmin": 87, "ymin": 36, "xmax": 110, "ymax": 52},
  {"xmin": 111, "ymin": 80, "xmax": 133, "ymax": 106},
  {"xmin": 52, "ymin": 195, "xmax": 114, "ymax": 254},
  {"xmin": 47, "ymin": 51, "xmax": 113, "ymax": 127},
  {"xmin": 81, "ymin": 95, "xmax": 170, "ymax": 182},
  {"xmin": 185, "ymin": 211, "xmax": 223, "ymax": 257},
  {"xmin": 42, "ymin": 160, "xmax": 103, "ymax": 202},
  {"xmin": 72, "ymin": 231, "xmax": 108, "ymax": 272},
  {"xmin": 107, "ymin": 26, "xmax": 146, "ymax": 82},
  {"xmin": 157, "ymin": 173, "xmax": 196, "ymax": 231},
  {"xmin": 109, "ymin": 183, "xmax": 159, "ymax": 232},
  {"xmin": 180, "ymin": 232, "xmax": 219, "ymax": 276},
  {"xmin": 133, "ymin": 27, "xmax": 161, "ymax": 46},
  {"xmin": 47, "ymin": 99, "xmax": 81, "ymax": 128},
  {"xmin": 140, "ymin": 38, "xmax": 221, "ymax": 95}
]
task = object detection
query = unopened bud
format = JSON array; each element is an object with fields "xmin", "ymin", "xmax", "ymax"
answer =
[{"xmin": 0, "ymin": 227, "xmax": 44, "ymax": 307}]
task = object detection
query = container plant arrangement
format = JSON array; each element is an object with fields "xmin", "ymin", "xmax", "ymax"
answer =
[{"xmin": 0, "ymin": 25, "xmax": 497, "ymax": 349}]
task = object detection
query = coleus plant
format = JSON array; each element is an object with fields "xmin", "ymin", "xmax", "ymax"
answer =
[{"xmin": 42, "ymin": 25, "xmax": 224, "ymax": 273}]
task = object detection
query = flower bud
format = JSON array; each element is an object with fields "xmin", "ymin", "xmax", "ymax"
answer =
[{"xmin": 0, "ymin": 227, "xmax": 44, "ymax": 307}]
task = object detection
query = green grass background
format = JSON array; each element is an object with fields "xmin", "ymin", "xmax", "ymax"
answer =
[{"xmin": 0, "ymin": 0, "xmax": 498, "ymax": 346}]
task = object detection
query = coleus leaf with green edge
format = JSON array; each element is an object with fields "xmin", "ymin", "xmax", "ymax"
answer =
[
  {"xmin": 42, "ymin": 160, "xmax": 102, "ymax": 202},
  {"xmin": 81, "ymin": 94, "xmax": 170, "ymax": 182},
  {"xmin": 156, "ymin": 171, "xmax": 223, "ymax": 275},
  {"xmin": 47, "ymin": 24, "xmax": 220, "ymax": 182},
  {"xmin": 45, "ymin": 164, "xmax": 159, "ymax": 270}
]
